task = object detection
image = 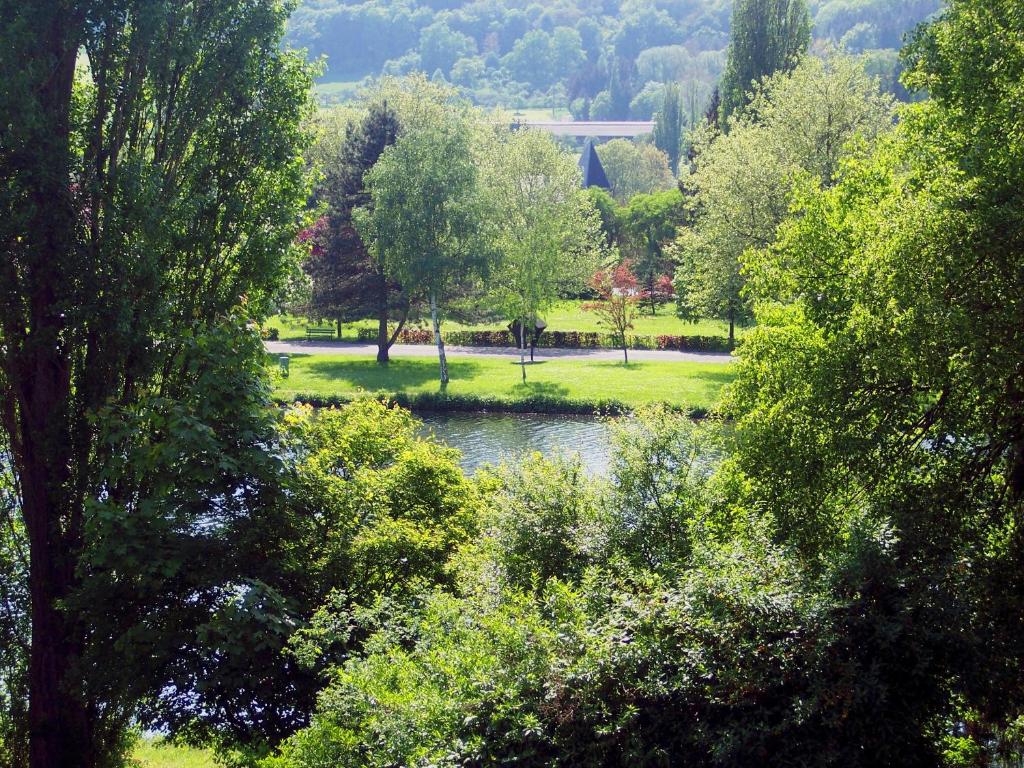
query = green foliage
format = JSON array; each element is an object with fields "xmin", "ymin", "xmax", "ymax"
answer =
[
  {"xmin": 480, "ymin": 127, "xmax": 604, "ymax": 368},
  {"xmin": 602, "ymin": 406, "xmax": 721, "ymax": 570},
  {"xmin": 265, "ymin": 7, "xmax": 1024, "ymax": 768},
  {"xmin": 675, "ymin": 52, "xmax": 894, "ymax": 343},
  {"xmin": 475, "ymin": 453, "xmax": 600, "ymax": 590},
  {"xmin": 719, "ymin": 0, "xmax": 812, "ymax": 125},
  {"xmin": 0, "ymin": 448, "xmax": 27, "ymax": 768},
  {"xmin": 281, "ymin": 400, "xmax": 480, "ymax": 610},
  {"xmin": 653, "ymin": 83, "xmax": 685, "ymax": 173},
  {"xmin": 299, "ymin": 100, "xmax": 402, "ymax": 330},
  {"xmin": 727, "ymin": 0, "xmax": 1024, "ymax": 751},
  {"xmin": 619, "ymin": 189, "xmax": 685, "ymax": 314},
  {"xmin": 596, "ymin": 139, "xmax": 675, "ymax": 202},
  {"xmin": 0, "ymin": 0, "xmax": 313, "ymax": 762},
  {"xmin": 290, "ymin": 0, "xmax": 938, "ymax": 114}
]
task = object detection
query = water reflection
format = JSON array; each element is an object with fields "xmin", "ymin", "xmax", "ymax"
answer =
[{"xmin": 417, "ymin": 412, "xmax": 612, "ymax": 475}]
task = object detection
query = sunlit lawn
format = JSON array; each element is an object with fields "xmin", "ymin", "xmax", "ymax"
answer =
[
  {"xmin": 275, "ymin": 354, "xmax": 735, "ymax": 410},
  {"xmin": 267, "ymin": 301, "xmax": 750, "ymax": 342},
  {"xmin": 133, "ymin": 739, "xmax": 216, "ymax": 768},
  {"xmin": 507, "ymin": 106, "xmax": 572, "ymax": 121}
]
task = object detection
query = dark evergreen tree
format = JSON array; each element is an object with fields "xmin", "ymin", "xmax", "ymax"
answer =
[
  {"xmin": 303, "ymin": 102, "xmax": 410, "ymax": 363},
  {"xmin": 719, "ymin": 0, "xmax": 811, "ymax": 127}
]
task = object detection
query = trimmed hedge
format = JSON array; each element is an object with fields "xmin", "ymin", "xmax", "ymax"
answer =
[
  {"xmin": 355, "ymin": 327, "xmax": 732, "ymax": 353},
  {"xmin": 275, "ymin": 391, "xmax": 711, "ymax": 419}
]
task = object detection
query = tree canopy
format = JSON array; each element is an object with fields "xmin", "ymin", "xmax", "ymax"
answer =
[
  {"xmin": 0, "ymin": 1, "xmax": 313, "ymax": 765},
  {"xmin": 288, "ymin": 0, "xmax": 940, "ymax": 114},
  {"xmin": 674, "ymin": 52, "xmax": 895, "ymax": 343}
]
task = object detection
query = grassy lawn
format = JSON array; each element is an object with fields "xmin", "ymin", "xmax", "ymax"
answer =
[
  {"xmin": 133, "ymin": 739, "xmax": 216, "ymax": 768},
  {"xmin": 267, "ymin": 301, "xmax": 750, "ymax": 343},
  {"xmin": 275, "ymin": 354, "xmax": 734, "ymax": 411},
  {"xmin": 313, "ymin": 80, "xmax": 362, "ymax": 104},
  {"xmin": 508, "ymin": 106, "xmax": 572, "ymax": 121}
]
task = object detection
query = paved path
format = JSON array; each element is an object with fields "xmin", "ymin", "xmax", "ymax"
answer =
[{"xmin": 265, "ymin": 340, "xmax": 734, "ymax": 365}]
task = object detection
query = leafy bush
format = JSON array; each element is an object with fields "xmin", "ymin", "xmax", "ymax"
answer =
[{"xmin": 355, "ymin": 326, "xmax": 733, "ymax": 352}]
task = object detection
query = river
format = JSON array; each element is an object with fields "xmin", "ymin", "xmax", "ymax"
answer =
[{"xmin": 418, "ymin": 412, "xmax": 613, "ymax": 475}]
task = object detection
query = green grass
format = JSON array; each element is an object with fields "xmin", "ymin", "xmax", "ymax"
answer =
[
  {"xmin": 274, "ymin": 354, "xmax": 734, "ymax": 411},
  {"xmin": 267, "ymin": 302, "xmax": 750, "ymax": 343},
  {"xmin": 508, "ymin": 107, "xmax": 572, "ymax": 121},
  {"xmin": 133, "ymin": 739, "xmax": 216, "ymax": 768},
  {"xmin": 313, "ymin": 80, "xmax": 362, "ymax": 105}
]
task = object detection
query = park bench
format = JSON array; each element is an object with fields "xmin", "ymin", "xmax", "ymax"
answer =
[{"xmin": 305, "ymin": 326, "xmax": 335, "ymax": 341}]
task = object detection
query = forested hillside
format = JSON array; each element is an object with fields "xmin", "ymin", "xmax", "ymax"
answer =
[{"xmin": 288, "ymin": 0, "xmax": 943, "ymax": 113}]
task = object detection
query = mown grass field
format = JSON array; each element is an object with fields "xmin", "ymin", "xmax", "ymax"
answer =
[
  {"xmin": 508, "ymin": 106, "xmax": 572, "ymax": 121},
  {"xmin": 133, "ymin": 739, "xmax": 216, "ymax": 768},
  {"xmin": 267, "ymin": 301, "xmax": 750, "ymax": 342},
  {"xmin": 274, "ymin": 354, "xmax": 735, "ymax": 411}
]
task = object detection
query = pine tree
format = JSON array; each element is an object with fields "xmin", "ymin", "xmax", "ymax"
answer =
[{"xmin": 719, "ymin": 0, "xmax": 811, "ymax": 127}]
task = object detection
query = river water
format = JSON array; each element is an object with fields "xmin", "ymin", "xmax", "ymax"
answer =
[{"xmin": 418, "ymin": 412, "xmax": 613, "ymax": 475}]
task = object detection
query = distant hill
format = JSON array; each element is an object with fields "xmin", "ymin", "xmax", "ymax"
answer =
[{"xmin": 288, "ymin": 0, "xmax": 943, "ymax": 115}]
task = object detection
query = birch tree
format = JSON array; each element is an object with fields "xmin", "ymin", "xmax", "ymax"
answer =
[
  {"xmin": 356, "ymin": 109, "xmax": 488, "ymax": 385},
  {"xmin": 482, "ymin": 128, "xmax": 602, "ymax": 380}
]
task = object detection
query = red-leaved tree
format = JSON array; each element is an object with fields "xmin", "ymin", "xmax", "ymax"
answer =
[{"xmin": 584, "ymin": 261, "xmax": 639, "ymax": 364}]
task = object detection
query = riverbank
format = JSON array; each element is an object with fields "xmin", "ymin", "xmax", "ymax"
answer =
[{"xmin": 273, "ymin": 354, "xmax": 734, "ymax": 415}]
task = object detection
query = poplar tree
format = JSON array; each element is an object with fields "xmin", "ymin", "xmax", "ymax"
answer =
[
  {"xmin": 654, "ymin": 83, "xmax": 685, "ymax": 174},
  {"xmin": 719, "ymin": 0, "xmax": 811, "ymax": 127},
  {"xmin": 0, "ymin": 2, "xmax": 311, "ymax": 765}
]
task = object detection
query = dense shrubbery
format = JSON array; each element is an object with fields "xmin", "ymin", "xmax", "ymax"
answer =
[
  {"xmin": 355, "ymin": 326, "xmax": 733, "ymax": 353},
  {"xmin": 262, "ymin": 5, "xmax": 1024, "ymax": 767},
  {"xmin": 263, "ymin": 405, "xmax": 978, "ymax": 768}
]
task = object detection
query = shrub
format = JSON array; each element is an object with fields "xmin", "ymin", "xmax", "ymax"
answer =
[{"xmin": 356, "ymin": 326, "xmax": 733, "ymax": 352}]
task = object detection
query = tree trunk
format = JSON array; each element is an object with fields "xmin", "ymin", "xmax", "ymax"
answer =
[
  {"xmin": 18, "ymin": 16, "xmax": 95, "ymax": 765},
  {"xmin": 520, "ymin": 319, "xmax": 527, "ymax": 382},
  {"xmin": 377, "ymin": 300, "xmax": 389, "ymax": 365},
  {"xmin": 728, "ymin": 307, "xmax": 736, "ymax": 350},
  {"xmin": 376, "ymin": 266, "xmax": 390, "ymax": 364},
  {"xmin": 430, "ymin": 291, "xmax": 448, "ymax": 385},
  {"xmin": 336, "ymin": 317, "xmax": 342, "ymax": 340}
]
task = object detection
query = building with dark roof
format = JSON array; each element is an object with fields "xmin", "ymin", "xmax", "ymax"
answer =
[{"xmin": 579, "ymin": 138, "xmax": 610, "ymax": 190}]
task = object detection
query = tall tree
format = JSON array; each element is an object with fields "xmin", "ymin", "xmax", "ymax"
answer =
[
  {"xmin": 730, "ymin": 0, "xmax": 1024, "ymax": 750},
  {"xmin": 0, "ymin": 2, "xmax": 311, "ymax": 766},
  {"xmin": 719, "ymin": 0, "xmax": 811, "ymax": 127},
  {"xmin": 584, "ymin": 262, "xmax": 639, "ymax": 364},
  {"xmin": 653, "ymin": 83, "xmax": 685, "ymax": 174},
  {"xmin": 303, "ymin": 101, "xmax": 409, "ymax": 362},
  {"xmin": 482, "ymin": 128, "xmax": 602, "ymax": 380},
  {"xmin": 620, "ymin": 189, "xmax": 685, "ymax": 316},
  {"xmin": 676, "ymin": 53, "xmax": 895, "ymax": 345},
  {"xmin": 597, "ymin": 139, "xmax": 675, "ymax": 201},
  {"xmin": 356, "ymin": 112, "xmax": 488, "ymax": 386}
]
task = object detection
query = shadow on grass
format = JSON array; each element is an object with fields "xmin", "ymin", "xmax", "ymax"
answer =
[
  {"xmin": 588, "ymin": 361, "xmax": 736, "ymax": 384},
  {"xmin": 510, "ymin": 380, "xmax": 571, "ymax": 399},
  {"xmin": 303, "ymin": 357, "xmax": 484, "ymax": 390}
]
